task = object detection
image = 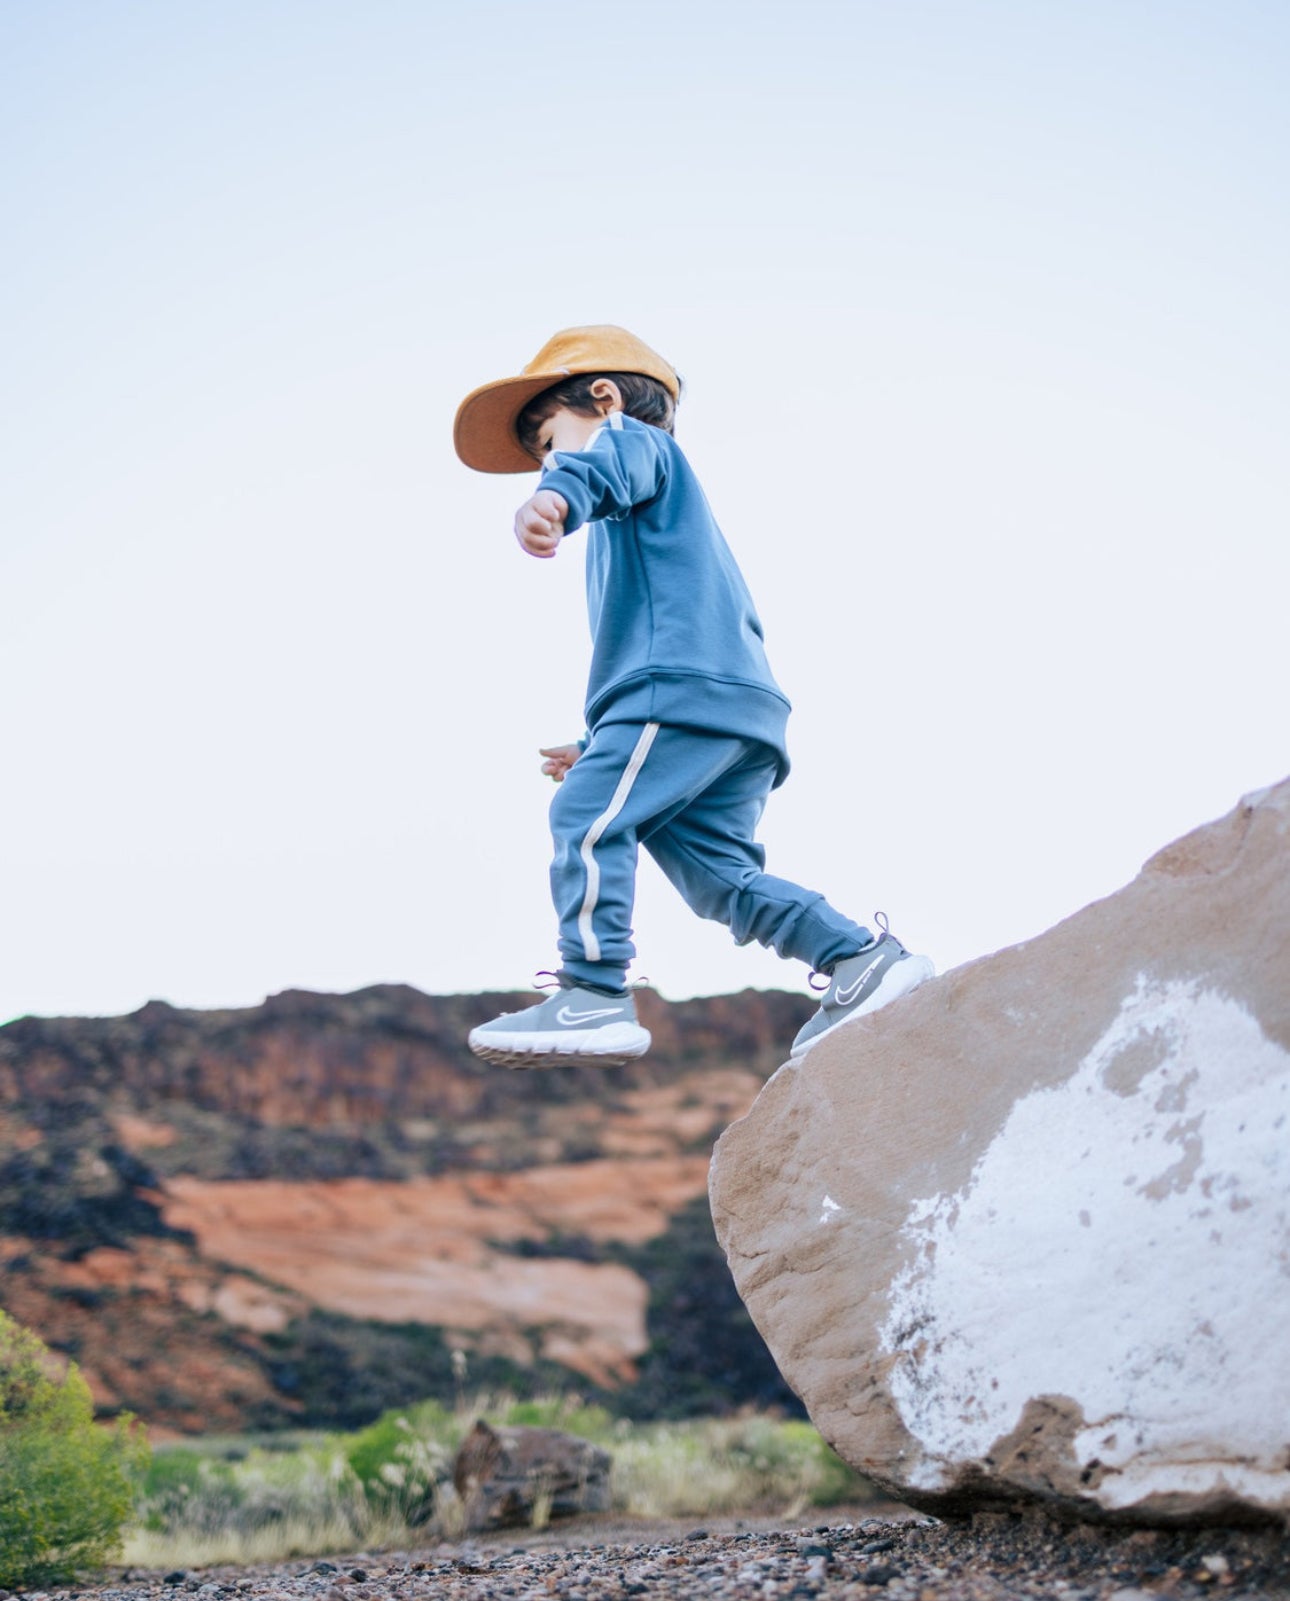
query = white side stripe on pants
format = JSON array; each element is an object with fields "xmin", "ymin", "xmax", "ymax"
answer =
[{"xmin": 577, "ymin": 722, "xmax": 660, "ymax": 964}]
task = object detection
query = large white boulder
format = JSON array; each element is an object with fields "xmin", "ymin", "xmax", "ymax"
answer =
[{"xmin": 710, "ymin": 779, "xmax": 1290, "ymax": 1524}]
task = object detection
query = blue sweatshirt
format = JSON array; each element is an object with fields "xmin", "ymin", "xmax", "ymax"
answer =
[{"xmin": 539, "ymin": 413, "xmax": 791, "ymax": 784}]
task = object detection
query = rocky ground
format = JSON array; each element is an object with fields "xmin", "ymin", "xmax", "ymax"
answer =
[{"xmin": 25, "ymin": 1510, "xmax": 1290, "ymax": 1601}]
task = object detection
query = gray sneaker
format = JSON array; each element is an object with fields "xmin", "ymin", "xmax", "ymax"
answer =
[
  {"xmin": 468, "ymin": 978, "xmax": 651, "ymax": 1069},
  {"xmin": 790, "ymin": 923, "xmax": 934, "ymax": 1059}
]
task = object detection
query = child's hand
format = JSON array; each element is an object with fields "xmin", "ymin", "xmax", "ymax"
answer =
[
  {"xmin": 539, "ymin": 744, "xmax": 581, "ymax": 782},
  {"xmin": 514, "ymin": 490, "xmax": 568, "ymax": 558}
]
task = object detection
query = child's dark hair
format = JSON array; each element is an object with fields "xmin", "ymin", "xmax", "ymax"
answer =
[{"xmin": 517, "ymin": 371, "xmax": 679, "ymax": 458}]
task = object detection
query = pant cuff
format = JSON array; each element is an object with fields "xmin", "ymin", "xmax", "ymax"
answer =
[{"xmin": 559, "ymin": 961, "xmax": 630, "ymax": 994}]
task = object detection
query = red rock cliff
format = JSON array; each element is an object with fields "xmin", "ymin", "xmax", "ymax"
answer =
[{"xmin": 1, "ymin": 983, "xmax": 811, "ymax": 1434}]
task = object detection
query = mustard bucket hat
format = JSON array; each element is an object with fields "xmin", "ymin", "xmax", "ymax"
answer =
[{"xmin": 453, "ymin": 325, "xmax": 681, "ymax": 474}]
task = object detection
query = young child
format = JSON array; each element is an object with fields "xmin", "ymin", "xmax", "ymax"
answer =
[{"xmin": 453, "ymin": 326, "xmax": 933, "ymax": 1067}]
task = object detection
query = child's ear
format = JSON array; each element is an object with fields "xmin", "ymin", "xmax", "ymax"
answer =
[{"xmin": 588, "ymin": 378, "xmax": 624, "ymax": 414}]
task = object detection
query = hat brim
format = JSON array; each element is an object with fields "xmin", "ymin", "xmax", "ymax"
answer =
[{"xmin": 453, "ymin": 371, "xmax": 569, "ymax": 475}]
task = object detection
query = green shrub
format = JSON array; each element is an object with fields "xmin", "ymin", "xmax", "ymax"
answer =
[
  {"xmin": 342, "ymin": 1400, "xmax": 452, "ymax": 1520},
  {"xmin": 609, "ymin": 1412, "xmax": 874, "ymax": 1518},
  {"xmin": 136, "ymin": 1447, "xmax": 244, "ymax": 1534},
  {"xmin": 501, "ymin": 1397, "xmax": 616, "ymax": 1442},
  {"xmin": 0, "ymin": 1311, "xmax": 149, "ymax": 1588},
  {"xmin": 127, "ymin": 1442, "xmax": 379, "ymax": 1569},
  {"xmin": 773, "ymin": 1419, "xmax": 872, "ymax": 1506}
]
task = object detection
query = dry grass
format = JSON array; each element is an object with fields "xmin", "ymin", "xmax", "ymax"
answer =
[
  {"xmin": 122, "ymin": 1398, "xmax": 872, "ymax": 1570},
  {"xmin": 122, "ymin": 1511, "xmax": 406, "ymax": 1572}
]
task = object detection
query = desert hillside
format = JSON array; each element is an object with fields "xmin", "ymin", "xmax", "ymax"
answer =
[{"xmin": 0, "ymin": 982, "xmax": 812, "ymax": 1434}]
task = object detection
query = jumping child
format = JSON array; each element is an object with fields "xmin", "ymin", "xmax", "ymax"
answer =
[{"xmin": 452, "ymin": 326, "xmax": 932, "ymax": 1066}]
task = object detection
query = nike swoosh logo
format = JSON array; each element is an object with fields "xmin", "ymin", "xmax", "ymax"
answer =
[
  {"xmin": 834, "ymin": 952, "xmax": 886, "ymax": 1007},
  {"xmin": 557, "ymin": 1005, "xmax": 623, "ymax": 1026}
]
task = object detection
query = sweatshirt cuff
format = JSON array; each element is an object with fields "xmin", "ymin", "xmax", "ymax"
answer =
[{"xmin": 539, "ymin": 467, "xmax": 592, "ymax": 533}]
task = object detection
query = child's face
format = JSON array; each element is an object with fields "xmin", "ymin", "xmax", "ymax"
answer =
[{"xmin": 530, "ymin": 404, "xmax": 613, "ymax": 464}]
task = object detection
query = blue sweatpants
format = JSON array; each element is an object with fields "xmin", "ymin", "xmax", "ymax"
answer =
[{"xmin": 549, "ymin": 720, "xmax": 870, "ymax": 990}]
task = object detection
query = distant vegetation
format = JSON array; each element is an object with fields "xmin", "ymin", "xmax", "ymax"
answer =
[
  {"xmin": 0, "ymin": 1312, "xmax": 149, "ymax": 1589},
  {"xmin": 125, "ymin": 1394, "xmax": 872, "ymax": 1570},
  {"xmin": 0, "ymin": 1292, "xmax": 863, "ymax": 1582}
]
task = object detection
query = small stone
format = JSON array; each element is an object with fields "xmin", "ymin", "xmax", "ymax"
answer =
[
  {"xmin": 795, "ymin": 1538, "xmax": 832, "ymax": 1560},
  {"xmin": 164, "ymin": 1574, "xmax": 187, "ymax": 1587},
  {"xmin": 1202, "ymin": 1554, "xmax": 1231, "ymax": 1578},
  {"xmin": 348, "ymin": 1572, "xmax": 367, "ymax": 1583},
  {"xmin": 860, "ymin": 1566, "xmax": 897, "ymax": 1587},
  {"xmin": 310, "ymin": 1564, "xmax": 338, "ymax": 1576},
  {"xmin": 861, "ymin": 1538, "xmax": 897, "ymax": 1555}
]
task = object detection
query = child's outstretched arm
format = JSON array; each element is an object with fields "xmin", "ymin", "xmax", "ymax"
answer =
[
  {"xmin": 540, "ymin": 423, "xmax": 666, "ymax": 533},
  {"xmin": 539, "ymin": 744, "xmax": 581, "ymax": 782},
  {"xmin": 514, "ymin": 489, "xmax": 568, "ymax": 558}
]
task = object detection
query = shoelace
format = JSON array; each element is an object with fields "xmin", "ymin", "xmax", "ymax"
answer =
[
  {"xmin": 807, "ymin": 911, "xmax": 891, "ymax": 992},
  {"xmin": 534, "ymin": 969, "xmax": 641, "ymax": 999}
]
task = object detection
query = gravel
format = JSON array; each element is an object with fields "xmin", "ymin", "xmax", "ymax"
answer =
[{"xmin": 19, "ymin": 1509, "xmax": 1290, "ymax": 1601}]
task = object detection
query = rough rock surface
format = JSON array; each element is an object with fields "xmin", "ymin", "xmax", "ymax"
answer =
[{"xmin": 710, "ymin": 779, "xmax": 1290, "ymax": 1526}]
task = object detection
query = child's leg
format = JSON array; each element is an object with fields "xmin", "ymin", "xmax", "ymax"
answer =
[
  {"xmin": 641, "ymin": 735, "xmax": 936, "ymax": 1055},
  {"xmin": 640, "ymin": 741, "xmax": 871, "ymax": 972},
  {"xmin": 549, "ymin": 722, "xmax": 768, "ymax": 988}
]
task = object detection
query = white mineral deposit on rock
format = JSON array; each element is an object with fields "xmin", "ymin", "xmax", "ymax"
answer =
[{"xmin": 879, "ymin": 976, "xmax": 1290, "ymax": 1508}]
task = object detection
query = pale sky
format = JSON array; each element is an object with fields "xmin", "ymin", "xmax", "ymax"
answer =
[{"xmin": 3, "ymin": 1, "xmax": 1287, "ymax": 1023}]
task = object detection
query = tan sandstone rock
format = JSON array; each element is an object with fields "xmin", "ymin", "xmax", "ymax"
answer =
[
  {"xmin": 710, "ymin": 778, "xmax": 1290, "ymax": 1525},
  {"xmin": 159, "ymin": 1157, "xmax": 713, "ymax": 1387}
]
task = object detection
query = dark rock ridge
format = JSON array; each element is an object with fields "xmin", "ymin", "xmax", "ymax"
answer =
[{"xmin": 0, "ymin": 985, "xmax": 802, "ymax": 1141}]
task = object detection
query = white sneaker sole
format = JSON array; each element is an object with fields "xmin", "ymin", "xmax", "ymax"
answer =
[
  {"xmin": 468, "ymin": 1021, "xmax": 652, "ymax": 1071},
  {"xmin": 790, "ymin": 954, "xmax": 935, "ymax": 1059}
]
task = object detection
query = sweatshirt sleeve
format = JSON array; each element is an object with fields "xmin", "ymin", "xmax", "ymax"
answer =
[{"xmin": 538, "ymin": 420, "xmax": 668, "ymax": 534}]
